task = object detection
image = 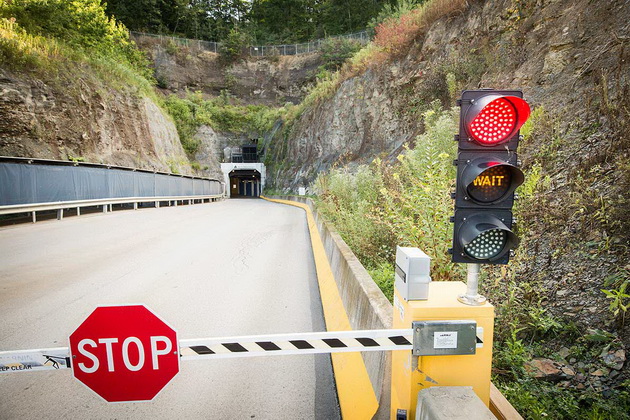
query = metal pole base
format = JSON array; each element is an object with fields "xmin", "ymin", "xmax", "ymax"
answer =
[
  {"xmin": 457, "ymin": 294, "xmax": 487, "ymax": 306},
  {"xmin": 458, "ymin": 264, "xmax": 487, "ymax": 306}
]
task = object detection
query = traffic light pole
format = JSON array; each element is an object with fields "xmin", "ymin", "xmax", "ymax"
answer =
[{"xmin": 457, "ymin": 264, "xmax": 487, "ymax": 306}]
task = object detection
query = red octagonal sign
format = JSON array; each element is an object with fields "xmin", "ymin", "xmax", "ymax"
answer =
[{"xmin": 69, "ymin": 305, "xmax": 179, "ymax": 402}]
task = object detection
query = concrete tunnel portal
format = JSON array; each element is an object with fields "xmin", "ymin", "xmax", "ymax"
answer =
[
  {"xmin": 229, "ymin": 169, "xmax": 261, "ymax": 198},
  {"xmin": 221, "ymin": 162, "xmax": 266, "ymax": 199},
  {"xmin": 220, "ymin": 143, "xmax": 266, "ymax": 198}
]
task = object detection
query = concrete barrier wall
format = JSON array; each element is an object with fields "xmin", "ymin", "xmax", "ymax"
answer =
[{"xmin": 273, "ymin": 196, "xmax": 392, "ymax": 419}]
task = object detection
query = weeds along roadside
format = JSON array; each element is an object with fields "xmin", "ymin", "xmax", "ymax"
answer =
[{"xmin": 313, "ymin": 102, "xmax": 630, "ymax": 419}]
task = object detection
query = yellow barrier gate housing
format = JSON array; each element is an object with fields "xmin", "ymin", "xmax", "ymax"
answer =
[{"xmin": 390, "ymin": 281, "xmax": 494, "ymax": 420}]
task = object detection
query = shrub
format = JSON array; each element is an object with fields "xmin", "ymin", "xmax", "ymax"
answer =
[
  {"xmin": 219, "ymin": 28, "xmax": 251, "ymax": 64},
  {"xmin": 0, "ymin": 17, "xmax": 58, "ymax": 70},
  {"xmin": 368, "ymin": 0, "xmax": 427, "ymax": 32},
  {"xmin": 319, "ymin": 37, "xmax": 362, "ymax": 71},
  {"xmin": 373, "ymin": 9, "xmax": 422, "ymax": 55},
  {"xmin": 315, "ymin": 102, "xmax": 464, "ymax": 300},
  {"xmin": 162, "ymin": 95, "xmax": 200, "ymax": 155},
  {"xmin": 0, "ymin": 0, "xmax": 151, "ymax": 78}
]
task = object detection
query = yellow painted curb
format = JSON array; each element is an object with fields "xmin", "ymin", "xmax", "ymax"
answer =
[{"xmin": 262, "ymin": 196, "xmax": 379, "ymax": 420}]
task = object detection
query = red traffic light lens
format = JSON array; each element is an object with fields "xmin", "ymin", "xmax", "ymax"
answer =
[
  {"xmin": 467, "ymin": 96, "xmax": 530, "ymax": 145},
  {"xmin": 467, "ymin": 165, "xmax": 512, "ymax": 203}
]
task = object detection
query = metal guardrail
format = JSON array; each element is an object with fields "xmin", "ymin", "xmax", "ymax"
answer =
[
  {"xmin": 0, "ymin": 156, "xmax": 224, "ymax": 222},
  {"xmin": 0, "ymin": 195, "xmax": 222, "ymax": 219},
  {"xmin": 130, "ymin": 30, "xmax": 371, "ymax": 56}
]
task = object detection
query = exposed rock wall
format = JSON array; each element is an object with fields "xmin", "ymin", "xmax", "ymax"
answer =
[
  {"xmin": 134, "ymin": 35, "xmax": 322, "ymax": 105},
  {"xmin": 267, "ymin": 0, "xmax": 630, "ymax": 192},
  {"xmin": 267, "ymin": 65, "xmax": 420, "ymax": 190},
  {"xmin": 265, "ymin": 0, "xmax": 630, "ymax": 367},
  {"xmin": 193, "ymin": 125, "xmax": 249, "ymax": 179},
  {"xmin": 0, "ymin": 68, "xmax": 216, "ymax": 177}
]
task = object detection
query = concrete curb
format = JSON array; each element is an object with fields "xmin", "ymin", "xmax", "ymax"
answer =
[
  {"xmin": 265, "ymin": 196, "xmax": 392, "ymax": 419},
  {"xmin": 262, "ymin": 196, "xmax": 379, "ymax": 420}
]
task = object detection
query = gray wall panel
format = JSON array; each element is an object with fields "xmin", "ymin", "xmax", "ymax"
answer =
[{"xmin": 0, "ymin": 162, "xmax": 220, "ymax": 206}]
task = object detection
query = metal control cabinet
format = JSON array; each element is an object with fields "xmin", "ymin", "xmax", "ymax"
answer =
[{"xmin": 394, "ymin": 247, "xmax": 431, "ymax": 301}]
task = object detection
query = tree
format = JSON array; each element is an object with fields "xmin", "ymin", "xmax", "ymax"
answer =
[{"xmin": 248, "ymin": 0, "xmax": 317, "ymax": 43}]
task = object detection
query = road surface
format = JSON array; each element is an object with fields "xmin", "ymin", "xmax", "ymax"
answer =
[{"xmin": 0, "ymin": 199, "xmax": 340, "ymax": 419}]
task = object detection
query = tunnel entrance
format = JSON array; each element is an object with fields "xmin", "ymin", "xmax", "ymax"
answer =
[{"xmin": 229, "ymin": 169, "xmax": 261, "ymax": 198}]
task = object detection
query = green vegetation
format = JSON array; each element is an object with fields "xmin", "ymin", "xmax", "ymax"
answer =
[
  {"xmin": 105, "ymin": 0, "xmax": 388, "ymax": 44},
  {"xmin": 318, "ymin": 38, "xmax": 363, "ymax": 71},
  {"xmin": 0, "ymin": 17, "xmax": 59, "ymax": 70},
  {"xmin": 368, "ymin": 0, "xmax": 427, "ymax": 31},
  {"xmin": 0, "ymin": 0, "xmax": 151, "ymax": 79},
  {"xmin": 162, "ymin": 91, "xmax": 287, "ymax": 155},
  {"xmin": 313, "ymin": 101, "xmax": 630, "ymax": 419},
  {"xmin": 602, "ymin": 278, "xmax": 629, "ymax": 328},
  {"xmin": 218, "ymin": 28, "xmax": 251, "ymax": 63},
  {"xmin": 315, "ymin": 101, "xmax": 463, "ymax": 296}
]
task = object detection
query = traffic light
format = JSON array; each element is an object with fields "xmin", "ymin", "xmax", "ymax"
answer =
[{"xmin": 451, "ymin": 90, "xmax": 531, "ymax": 264}]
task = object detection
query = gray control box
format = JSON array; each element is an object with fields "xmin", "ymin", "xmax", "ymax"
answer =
[
  {"xmin": 412, "ymin": 320, "xmax": 477, "ymax": 356},
  {"xmin": 394, "ymin": 246, "xmax": 431, "ymax": 301}
]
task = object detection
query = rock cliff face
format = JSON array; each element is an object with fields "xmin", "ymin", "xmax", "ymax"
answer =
[
  {"xmin": 267, "ymin": 0, "xmax": 629, "ymax": 192},
  {"xmin": 265, "ymin": 0, "xmax": 630, "ymax": 362},
  {"xmin": 266, "ymin": 64, "xmax": 421, "ymax": 189},
  {"xmin": 135, "ymin": 35, "xmax": 322, "ymax": 106},
  {"xmin": 193, "ymin": 124, "xmax": 249, "ymax": 179},
  {"xmin": 0, "ymin": 67, "xmax": 213, "ymax": 177}
]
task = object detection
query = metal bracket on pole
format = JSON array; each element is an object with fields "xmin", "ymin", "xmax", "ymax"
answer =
[{"xmin": 457, "ymin": 264, "xmax": 487, "ymax": 306}]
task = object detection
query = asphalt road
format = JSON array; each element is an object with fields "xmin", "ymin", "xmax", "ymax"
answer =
[{"xmin": 0, "ymin": 199, "xmax": 340, "ymax": 419}]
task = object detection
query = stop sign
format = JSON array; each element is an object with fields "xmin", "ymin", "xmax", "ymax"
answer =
[{"xmin": 69, "ymin": 305, "xmax": 179, "ymax": 402}]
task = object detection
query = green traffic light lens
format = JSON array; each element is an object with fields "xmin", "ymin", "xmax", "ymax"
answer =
[
  {"xmin": 467, "ymin": 165, "xmax": 512, "ymax": 203},
  {"xmin": 464, "ymin": 229, "xmax": 507, "ymax": 260}
]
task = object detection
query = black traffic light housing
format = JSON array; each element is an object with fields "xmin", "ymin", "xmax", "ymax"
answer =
[
  {"xmin": 454, "ymin": 153, "xmax": 524, "ymax": 209},
  {"xmin": 451, "ymin": 89, "xmax": 530, "ymax": 264}
]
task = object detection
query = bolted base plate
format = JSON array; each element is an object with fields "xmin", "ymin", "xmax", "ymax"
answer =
[{"xmin": 457, "ymin": 293, "xmax": 487, "ymax": 306}]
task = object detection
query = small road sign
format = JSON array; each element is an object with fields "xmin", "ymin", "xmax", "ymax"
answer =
[{"xmin": 68, "ymin": 305, "xmax": 179, "ymax": 402}]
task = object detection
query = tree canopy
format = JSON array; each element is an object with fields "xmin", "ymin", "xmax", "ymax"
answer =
[{"xmin": 103, "ymin": 0, "xmax": 394, "ymax": 44}]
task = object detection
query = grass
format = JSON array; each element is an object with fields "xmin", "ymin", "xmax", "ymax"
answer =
[{"xmin": 0, "ymin": 17, "xmax": 61, "ymax": 70}]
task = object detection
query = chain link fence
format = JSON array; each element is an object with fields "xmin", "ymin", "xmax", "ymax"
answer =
[
  {"xmin": 131, "ymin": 31, "xmax": 221, "ymax": 53},
  {"xmin": 130, "ymin": 30, "xmax": 370, "ymax": 57}
]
